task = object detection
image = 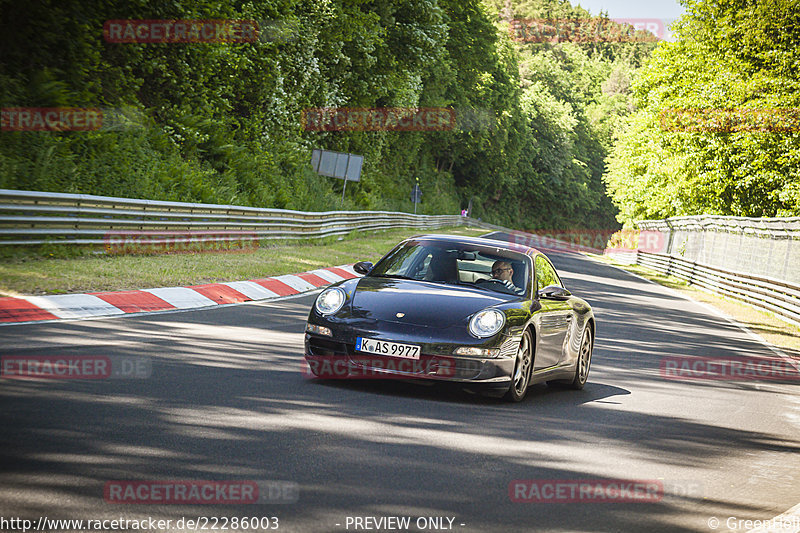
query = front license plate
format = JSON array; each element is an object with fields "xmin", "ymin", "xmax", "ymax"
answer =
[{"xmin": 356, "ymin": 337, "xmax": 420, "ymax": 360}]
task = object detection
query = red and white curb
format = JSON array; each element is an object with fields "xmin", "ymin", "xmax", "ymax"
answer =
[{"xmin": 0, "ymin": 265, "xmax": 361, "ymax": 325}]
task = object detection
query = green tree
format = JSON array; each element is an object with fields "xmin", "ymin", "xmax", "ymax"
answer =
[{"xmin": 604, "ymin": 0, "xmax": 800, "ymax": 222}]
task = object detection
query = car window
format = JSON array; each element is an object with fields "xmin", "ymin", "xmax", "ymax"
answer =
[
  {"xmin": 457, "ymin": 256, "xmax": 491, "ymax": 276},
  {"xmin": 374, "ymin": 244, "xmax": 432, "ymax": 279},
  {"xmin": 535, "ymin": 256, "xmax": 562, "ymax": 291},
  {"xmin": 369, "ymin": 240, "xmax": 530, "ymax": 296}
]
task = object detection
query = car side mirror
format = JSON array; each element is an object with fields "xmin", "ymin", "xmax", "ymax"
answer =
[
  {"xmin": 537, "ymin": 285, "xmax": 571, "ymax": 300},
  {"xmin": 353, "ymin": 261, "xmax": 373, "ymax": 275}
]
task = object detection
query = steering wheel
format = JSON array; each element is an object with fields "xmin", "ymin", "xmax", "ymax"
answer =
[
  {"xmin": 476, "ymin": 277, "xmax": 522, "ymax": 295},
  {"xmin": 477, "ymin": 277, "xmax": 508, "ymax": 287}
]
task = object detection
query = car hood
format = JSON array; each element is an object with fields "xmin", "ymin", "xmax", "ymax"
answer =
[{"xmin": 350, "ymin": 276, "xmax": 511, "ymax": 327}]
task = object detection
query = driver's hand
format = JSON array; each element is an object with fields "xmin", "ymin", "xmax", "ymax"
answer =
[{"xmin": 502, "ymin": 279, "xmax": 524, "ymax": 294}]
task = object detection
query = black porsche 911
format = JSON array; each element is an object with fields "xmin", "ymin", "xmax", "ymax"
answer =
[{"xmin": 303, "ymin": 234, "xmax": 595, "ymax": 402}]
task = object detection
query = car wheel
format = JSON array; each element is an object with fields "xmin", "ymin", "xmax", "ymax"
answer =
[
  {"xmin": 570, "ymin": 325, "xmax": 593, "ymax": 390},
  {"xmin": 504, "ymin": 329, "xmax": 533, "ymax": 402}
]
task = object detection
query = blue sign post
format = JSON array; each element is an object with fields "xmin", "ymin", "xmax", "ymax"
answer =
[{"xmin": 410, "ymin": 179, "xmax": 422, "ymax": 214}]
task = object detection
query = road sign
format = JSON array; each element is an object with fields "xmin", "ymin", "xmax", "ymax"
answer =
[
  {"xmin": 311, "ymin": 149, "xmax": 364, "ymax": 208},
  {"xmin": 410, "ymin": 184, "xmax": 422, "ymax": 203},
  {"xmin": 311, "ymin": 149, "xmax": 363, "ymax": 182}
]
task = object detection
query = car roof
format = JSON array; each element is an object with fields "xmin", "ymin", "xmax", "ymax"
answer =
[{"xmin": 402, "ymin": 233, "xmax": 542, "ymax": 257}]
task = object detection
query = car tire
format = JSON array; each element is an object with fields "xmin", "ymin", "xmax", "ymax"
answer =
[
  {"xmin": 570, "ymin": 325, "xmax": 593, "ymax": 390},
  {"xmin": 504, "ymin": 329, "xmax": 533, "ymax": 402}
]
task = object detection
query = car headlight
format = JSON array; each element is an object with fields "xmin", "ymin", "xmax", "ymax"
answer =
[
  {"xmin": 314, "ymin": 287, "xmax": 346, "ymax": 315},
  {"xmin": 469, "ymin": 309, "xmax": 506, "ymax": 338}
]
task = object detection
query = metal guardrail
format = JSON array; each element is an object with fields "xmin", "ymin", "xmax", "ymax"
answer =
[
  {"xmin": 0, "ymin": 189, "xmax": 478, "ymax": 245},
  {"xmin": 634, "ymin": 215, "xmax": 800, "ymax": 327},
  {"xmin": 636, "ymin": 252, "xmax": 800, "ymax": 326},
  {"xmin": 637, "ymin": 215, "xmax": 800, "ymax": 284},
  {"xmin": 11, "ymin": 189, "xmax": 793, "ymax": 324}
]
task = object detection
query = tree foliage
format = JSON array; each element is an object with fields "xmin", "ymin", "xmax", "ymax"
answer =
[
  {"xmin": 604, "ymin": 0, "xmax": 800, "ymax": 223},
  {"xmin": 0, "ymin": 0, "xmax": 654, "ymax": 228}
]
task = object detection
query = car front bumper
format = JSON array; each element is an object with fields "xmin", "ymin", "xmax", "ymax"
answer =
[{"xmin": 303, "ymin": 319, "xmax": 519, "ymax": 391}]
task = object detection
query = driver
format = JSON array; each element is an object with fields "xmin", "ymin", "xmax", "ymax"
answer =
[{"xmin": 491, "ymin": 260, "xmax": 524, "ymax": 295}]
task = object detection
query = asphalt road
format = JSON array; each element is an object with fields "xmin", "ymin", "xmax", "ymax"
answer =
[{"xmin": 1, "ymin": 250, "xmax": 799, "ymax": 533}]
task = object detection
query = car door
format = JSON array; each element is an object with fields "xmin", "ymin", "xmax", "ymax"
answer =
[{"xmin": 533, "ymin": 255, "xmax": 572, "ymax": 370}]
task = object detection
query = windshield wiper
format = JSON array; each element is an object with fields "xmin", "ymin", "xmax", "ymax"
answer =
[
  {"xmin": 425, "ymin": 279, "xmax": 472, "ymax": 287},
  {"xmin": 370, "ymin": 273, "xmax": 415, "ymax": 280}
]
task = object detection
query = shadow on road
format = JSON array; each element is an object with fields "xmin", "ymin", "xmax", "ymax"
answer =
[{"xmin": 1, "ymin": 257, "xmax": 798, "ymax": 533}]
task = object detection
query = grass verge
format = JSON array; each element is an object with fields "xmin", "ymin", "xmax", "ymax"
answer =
[
  {"xmin": 0, "ymin": 226, "xmax": 488, "ymax": 296},
  {"xmin": 591, "ymin": 254, "xmax": 800, "ymax": 358}
]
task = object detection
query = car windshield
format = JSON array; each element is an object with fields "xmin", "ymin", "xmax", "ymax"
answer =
[{"xmin": 368, "ymin": 239, "xmax": 530, "ymax": 296}]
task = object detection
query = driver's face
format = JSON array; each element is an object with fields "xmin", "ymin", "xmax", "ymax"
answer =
[{"xmin": 491, "ymin": 262, "xmax": 513, "ymax": 281}]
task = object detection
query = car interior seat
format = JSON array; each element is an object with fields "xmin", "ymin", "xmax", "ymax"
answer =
[{"xmin": 426, "ymin": 253, "xmax": 459, "ymax": 282}]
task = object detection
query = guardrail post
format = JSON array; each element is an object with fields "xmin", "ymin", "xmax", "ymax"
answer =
[{"xmin": 782, "ymin": 229, "xmax": 793, "ymax": 282}]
